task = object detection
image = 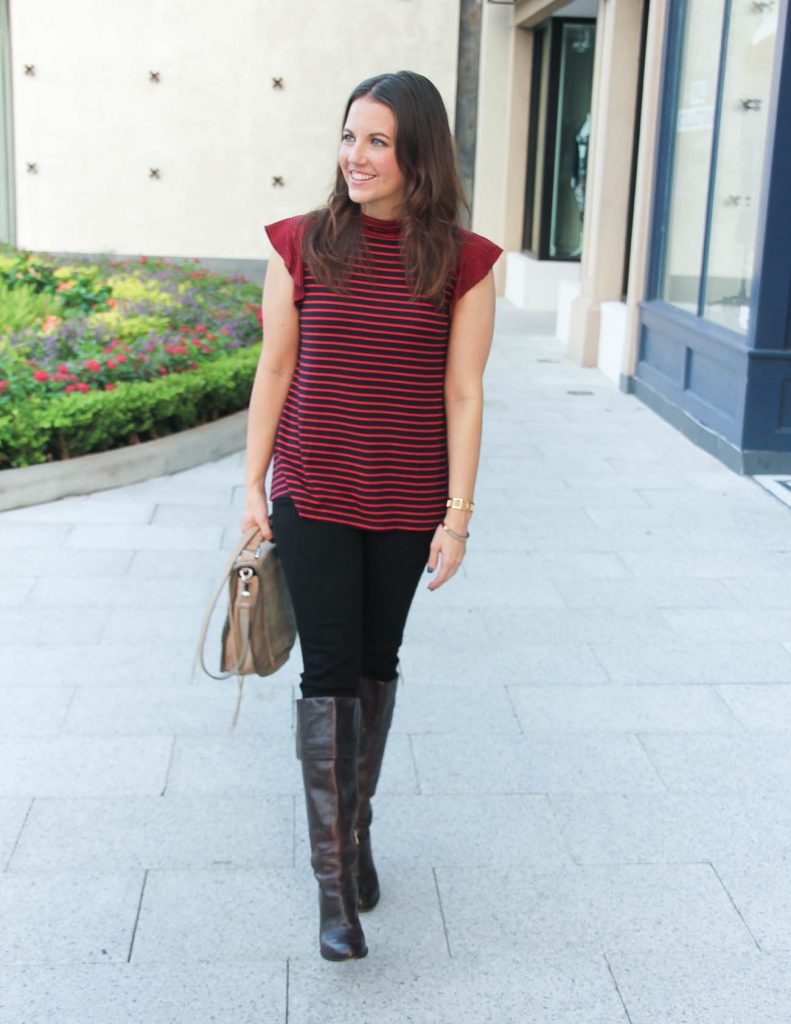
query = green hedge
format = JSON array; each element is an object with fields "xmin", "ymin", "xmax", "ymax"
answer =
[{"xmin": 0, "ymin": 344, "xmax": 259, "ymax": 469}]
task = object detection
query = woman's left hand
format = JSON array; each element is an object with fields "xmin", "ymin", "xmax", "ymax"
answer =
[{"xmin": 426, "ymin": 523, "xmax": 467, "ymax": 591}]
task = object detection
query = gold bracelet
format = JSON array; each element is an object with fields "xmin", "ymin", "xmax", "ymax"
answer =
[
  {"xmin": 442, "ymin": 521, "xmax": 469, "ymax": 542},
  {"xmin": 446, "ymin": 497, "xmax": 475, "ymax": 513}
]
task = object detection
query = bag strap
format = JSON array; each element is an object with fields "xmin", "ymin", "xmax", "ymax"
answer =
[{"xmin": 195, "ymin": 525, "xmax": 262, "ymax": 682}]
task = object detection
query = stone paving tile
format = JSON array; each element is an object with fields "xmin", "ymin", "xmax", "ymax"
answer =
[
  {"xmin": 0, "ymin": 578, "xmax": 35, "ymax": 608},
  {"xmin": 150, "ymin": 502, "xmax": 246, "ymax": 528},
  {"xmin": 294, "ymin": 793, "xmax": 573, "ymax": 869},
  {"xmin": 410, "ymin": 733, "xmax": 663, "ymax": 794},
  {"xmin": 66, "ymin": 524, "xmax": 223, "ymax": 550},
  {"xmin": 164, "ymin": 733, "xmax": 417, "ymax": 797},
  {"xmin": 0, "ymin": 799, "xmax": 31, "ymax": 869},
  {"xmin": 0, "ymin": 737, "xmax": 173, "ymax": 797},
  {"xmin": 639, "ymin": 733, "xmax": 791, "ymax": 792},
  {"xmin": 661, "ymin": 608, "xmax": 791, "ymax": 643},
  {"xmin": 0, "ymin": 496, "xmax": 154, "ymax": 524},
  {"xmin": 60, "ymin": 681, "xmax": 291, "ymax": 736},
  {"xmin": 0, "ymin": 870, "xmax": 143, "ymax": 965},
  {"xmin": 494, "ymin": 644, "xmax": 612, "ymax": 685},
  {"xmin": 721, "ymin": 575, "xmax": 791, "ymax": 608},
  {"xmin": 101, "ymin": 605, "xmax": 207, "ymax": 646},
  {"xmin": 131, "ymin": 864, "xmax": 445, "ymax": 963},
  {"xmin": 394, "ymin": 641, "xmax": 503, "ymax": 688},
  {"xmin": 0, "ymin": 642, "xmax": 196, "ymax": 686},
  {"xmin": 617, "ymin": 549, "xmax": 786, "ymax": 578},
  {"xmin": 125, "ymin": 546, "xmax": 229, "ymax": 579},
  {"xmin": 0, "ymin": 961, "xmax": 287, "ymax": 1024},
  {"xmin": 553, "ymin": 577, "xmax": 737, "ymax": 610},
  {"xmin": 712, "ymin": 861, "xmax": 791, "ymax": 952},
  {"xmin": 0, "ymin": 687, "xmax": 74, "ymax": 736},
  {"xmin": 607, "ymin": 951, "xmax": 791, "ymax": 1024},
  {"xmin": 437, "ymin": 863, "xmax": 754, "ymax": 956},
  {"xmin": 25, "ymin": 575, "xmax": 213, "ymax": 609},
  {"xmin": 9, "ymin": 794, "xmax": 293, "ymax": 871},
  {"xmin": 508, "ymin": 684, "xmax": 741, "ymax": 734},
  {"xmin": 0, "ymin": 547, "xmax": 135, "ymax": 577},
  {"xmin": 0, "ymin": 607, "xmax": 110, "ymax": 645},
  {"xmin": 592, "ymin": 639, "xmax": 791, "ymax": 684},
  {"xmin": 0, "ymin": 523, "xmax": 72, "ymax": 548},
  {"xmin": 548, "ymin": 791, "xmax": 791, "ymax": 864},
  {"xmin": 481, "ymin": 607, "xmax": 675, "ymax": 647},
  {"xmin": 86, "ymin": 479, "xmax": 237, "ymax": 506},
  {"xmin": 716, "ymin": 684, "xmax": 791, "ymax": 731},
  {"xmin": 387, "ymin": 683, "xmax": 520, "ymax": 734},
  {"xmin": 400, "ymin": 604, "xmax": 493, "ymax": 648},
  {"xmin": 287, "ymin": 954, "xmax": 628, "ymax": 1024}
]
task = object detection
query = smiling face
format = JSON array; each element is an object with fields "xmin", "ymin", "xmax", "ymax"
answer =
[{"xmin": 339, "ymin": 96, "xmax": 407, "ymax": 220}]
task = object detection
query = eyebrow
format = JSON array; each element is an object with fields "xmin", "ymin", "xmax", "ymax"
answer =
[{"xmin": 342, "ymin": 127, "xmax": 392, "ymax": 140}]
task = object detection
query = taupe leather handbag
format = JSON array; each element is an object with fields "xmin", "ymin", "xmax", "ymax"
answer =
[{"xmin": 197, "ymin": 525, "xmax": 297, "ymax": 730}]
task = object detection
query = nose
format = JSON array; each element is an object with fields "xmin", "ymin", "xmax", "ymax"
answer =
[{"xmin": 348, "ymin": 138, "xmax": 366, "ymax": 165}]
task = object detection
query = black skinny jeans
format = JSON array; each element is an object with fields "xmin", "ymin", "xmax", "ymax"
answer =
[{"xmin": 271, "ymin": 495, "xmax": 434, "ymax": 698}]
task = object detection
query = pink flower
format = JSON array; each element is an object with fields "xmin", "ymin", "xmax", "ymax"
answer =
[
  {"xmin": 0, "ymin": 380, "xmax": 8, "ymax": 393},
  {"xmin": 32, "ymin": 370, "xmax": 50, "ymax": 382},
  {"xmin": 84, "ymin": 359, "xmax": 101, "ymax": 373},
  {"xmin": 76, "ymin": 382, "xmax": 90, "ymax": 392},
  {"xmin": 106, "ymin": 360, "xmax": 116, "ymax": 369}
]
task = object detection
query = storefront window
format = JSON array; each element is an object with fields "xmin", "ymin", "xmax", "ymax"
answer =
[
  {"xmin": 661, "ymin": 0, "xmax": 779, "ymax": 334},
  {"xmin": 549, "ymin": 23, "xmax": 596, "ymax": 259},
  {"xmin": 703, "ymin": 2, "xmax": 779, "ymax": 331},
  {"xmin": 523, "ymin": 19, "xmax": 596, "ymax": 261}
]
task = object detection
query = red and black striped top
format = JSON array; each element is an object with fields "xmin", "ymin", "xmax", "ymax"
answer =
[{"xmin": 264, "ymin": 212, "xmax": 502, "ymax": 531}]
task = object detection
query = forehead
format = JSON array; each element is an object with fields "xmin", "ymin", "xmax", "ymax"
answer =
[{"xmin": 345, "ymin": 97, "xmax": 396, "ymax": 135}]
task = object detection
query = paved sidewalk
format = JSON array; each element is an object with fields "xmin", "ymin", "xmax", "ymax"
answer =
[{"xmin": 2, "ymin": 300, "xmax": 791, "ymax": 1023}]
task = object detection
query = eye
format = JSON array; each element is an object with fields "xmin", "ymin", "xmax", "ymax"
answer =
[
  {"xmin": 371, "ymin": 137, "xmax": 386, "ymax": 146},
  {"xmin": 341, "ymin": 131, "xmax": 354, "ymax": 143}
]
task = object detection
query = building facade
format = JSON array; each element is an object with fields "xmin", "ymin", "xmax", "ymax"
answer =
[{"xmin": 478, "ymin": 0, "xmax": 791, "ymax": 471}]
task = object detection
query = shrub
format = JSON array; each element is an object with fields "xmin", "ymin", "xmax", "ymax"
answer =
[{"xmin": 0, "ymin": 344, "xmax": 260, "ymax": 468}]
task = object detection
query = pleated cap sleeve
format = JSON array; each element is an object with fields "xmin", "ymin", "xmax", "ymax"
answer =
[
  {"xmin": 264, "ymin": 215, "xmax": 306, "ymax": 303},
  {"xmin": 450, "ymin": 229, "xmax": 503, "ymax": 312}
]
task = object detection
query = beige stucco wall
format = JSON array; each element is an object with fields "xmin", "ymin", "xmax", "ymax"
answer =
[{"xmin": 9, "ymin": 0, "xmax": 459, "ymax": 260}]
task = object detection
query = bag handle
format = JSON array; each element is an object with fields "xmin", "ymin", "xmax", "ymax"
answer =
[{"xmin": 195, "ymin": 525, "xmax": 262, "ymax": 682}]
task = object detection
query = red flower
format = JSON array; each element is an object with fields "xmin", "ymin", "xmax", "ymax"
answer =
[
  {"xmin": 32, "ymin": 369, "xmax": 50, "ymax": 382},
  {"xmin": 57, "ymin": 363, "xmax": 69, "ymax": 373},
  {"xmin": 104, "ymin": 383, "xmax": 116, "ymax": 391},
  {"xmin": 106, "ymin": 360, "xmax": 116, "ymax": 369},
  {"xmin": 53, "ymin": 373, "xmax": 67, "ymax": 382},
  {"xmin": 158, "ymin": 367, "xmax": 169, "ymax": 375},
  {"xmin": 65, "ymin": 384, "xmax": 78, "ymax": 393},
  {"xmin": 76, "ymin": 382, "xmax": 90, "ymax": 392},
  {"xmin": 85, "ymin": 359, "xmax": 101, "ymax": 373},
  {"xmin": 139, "ymin": 256, "xmax": 148, "ymax": 264},
  {"xmin": 115, "ymin": 354, "xmax": 127, "ymax": 363},
  {"xmin": 181, "ymin": 326, "xmax": 190, "ymax": 333},
  {"xmin": 195, "ymin": 324, "xmax": 206, "ymax": 332},
  {"xmin": 0, "ymin": 380, "xmax": 8, "ymax": 393}
]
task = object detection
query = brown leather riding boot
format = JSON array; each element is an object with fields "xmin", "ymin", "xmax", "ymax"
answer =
[
  {"xmin": 356, "ymin": 675, "xmax": 398, "ymax": 912},
  {"xmin": 296, "ymin": 696, "xmax": 368, "ymax": 961}
]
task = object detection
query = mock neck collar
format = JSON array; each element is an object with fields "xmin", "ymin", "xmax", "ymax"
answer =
[{"xmin": 360, "ymin": 212, "xmax": 401, "ymax": 237}]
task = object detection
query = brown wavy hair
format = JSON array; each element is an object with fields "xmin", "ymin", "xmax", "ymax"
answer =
[{"xmin": 302, "ymin": 71, "xmax": 468, "ymax": 309}]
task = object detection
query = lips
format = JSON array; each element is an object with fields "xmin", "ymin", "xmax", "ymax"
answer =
[{"xmin": 349, "ymin": 171, "xmax": 375, "ymax": 182}]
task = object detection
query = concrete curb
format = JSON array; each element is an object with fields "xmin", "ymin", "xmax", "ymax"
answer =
[{"xmin": 0, "ymin": 409, "xmax": 248, "ymax": 511}]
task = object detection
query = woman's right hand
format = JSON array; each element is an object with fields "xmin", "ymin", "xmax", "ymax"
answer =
[{"xmin": 240, "ymin": 485, "xmax": 273, "ymax": 542}]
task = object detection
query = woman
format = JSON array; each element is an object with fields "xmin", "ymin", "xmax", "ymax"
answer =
[{"xmin": 241, "ymin": 70, "xmax": 501, "ymax": 961}]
